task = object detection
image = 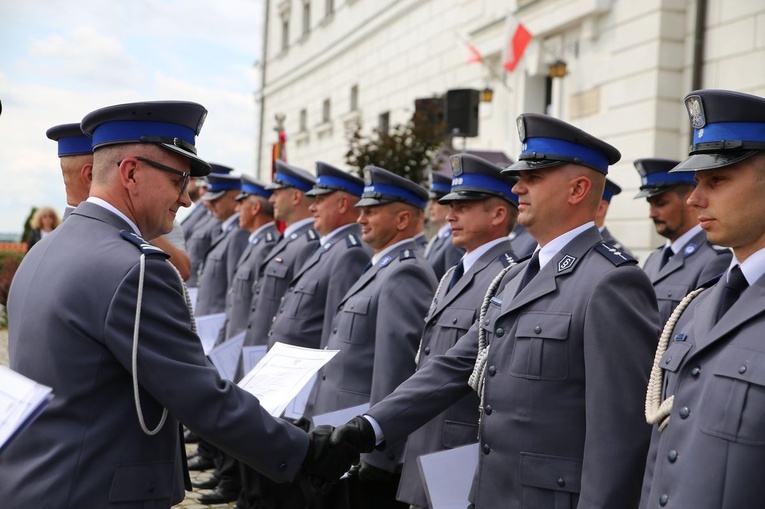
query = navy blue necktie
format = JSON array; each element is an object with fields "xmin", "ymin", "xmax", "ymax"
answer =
[
  {"xmin": 716, "ymin": 266, "xmax": 748, "ymax": 321},
  {"xmin": 447, "ymin": 260, "xmax": 464, "ymax": 292},
  {"xmin": 660, "ymin": 247, "xmax": 673, "ymax": 269},
  {"xmin": 515, "ymin": 250, "xmax": 540, "ymax": 296}
]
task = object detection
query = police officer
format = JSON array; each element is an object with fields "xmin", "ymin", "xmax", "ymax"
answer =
[
  {"xmin": 597, "ymin": 178, "xmax": 634, "ymax": 257},
  {"xmin": 186, "ymin": 164, "xmax": 234, "ymax": 287},
  {"xmin": 312, "ymin": 166, "xmax": 438, "ymax": 508},
  {"xmin": 424, "ymin": 172, "xmax": 465, "ymax": 279},
  {"xmin": 45, "ymin": 123, "xmax": 93, "ymax": 220},
  {"xmin": 398, "ymin": 153, "xmax": 519, "ymax": 508},
  {"xmin": 221, "ymin": 175, "xmax": 277, "ymax": 342},
  {"xmin": 0, "ymin": 101, "xmax": 357, "ymax": 508},
  {"xmin": 635, "ymin": 158, "xmax": 731, "ymax": 325},
  {"xmin": 332, "ymin": 113, "xmax": 660, "ymax": 508},
  {"xmin": 641, "ymin": 89, "xmax": 765, "ymax": 508},
  {"xmin": 238, "ymin": 161, "xmax": 319, "ymax": 370},
  {"xmin": 194, "ymin": 171, "xmax": 251, "ymax": 317}
]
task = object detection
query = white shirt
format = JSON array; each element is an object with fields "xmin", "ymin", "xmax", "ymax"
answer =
[
  {"xmin": 248, "ymin": 222, "xmax": 275, "ymax": 244},
  {"xmin": 461, "ymin": 237, "xmax": 508, "ymax": 273},
  {"xmin": 283, "ymin": 217, "xmax": 314, "ymax": 238},
  {"xmin": 536, "ymin": 221, "xmax": 595, "ymax": 270},
  {"xmin": 87, "ymin": 197, "xmax": 140, "ymax": 236},
  {"xmin": 729, "ymin": 248, "xmax": 765, "ymax": 285}
]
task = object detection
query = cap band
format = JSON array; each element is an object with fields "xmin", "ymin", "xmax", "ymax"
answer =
[
  {"xmin": 91, "ymin": 120, "xmax": 196, "ymax": 150},
  {"xmin": 430, "ymin": 181, "xmax": 451, "ymax": 195},
  {"xmin": 521, "ymin": 137, "xmax": 610, "ymax": 173},
  {"xmin": 58, "ymin": 136, "xmax": 92, "ymax": 156},
  {"xmin": 451, "ymin": 173, "xmax": 515, "ymax": 198},
  {"xmin": 208, "ymin": 180, "xmax": 241, "ymax": 192},
  {"xmin": 362, "ymin": 183, "xmax": 426, "ymax": 209},
  {"xmin": 274, "ymin": 171, "xmax": 313, "ymax": 192},
  {"xmin": 693, "ymin": 121, "xmax": 765, "ymax": 145},
  {"xmin": 642, "ymin": 171, "xmax": 696, "ymax": 187},
  {"xmin": 241, "ymin": 182, "xmax": 271, "ymax": 198},
  {"xmin": 315, "ymin": 175, "xmax": 364, "ymax": 196}
]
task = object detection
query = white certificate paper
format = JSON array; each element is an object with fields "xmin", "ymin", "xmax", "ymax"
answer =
[
  {"xmin": 237, "ymin": 343, "xmax": 338, "ymax": 417},
  {"xmin": 0, "ymin": 366, "xmax": 54, "ymax": 454},
  {"xmin": 195, "ymin": 312, "xmax": 226, "ymax": 355},
  {"xmin": 417, "ymin": 443, "xmax": 479, "ymax": 509},
  {"xmin": 208, "ymin": 331, "xmax": 246, "ymax": 381}
]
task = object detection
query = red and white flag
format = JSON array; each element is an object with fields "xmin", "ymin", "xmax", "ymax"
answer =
[
  {"xmin": 503, "ymin": 20, "xmax": 532, "ymax": 72},
  {"xmin": 465, "ymin": 42, "xmax": 483, "ymax": 64}
]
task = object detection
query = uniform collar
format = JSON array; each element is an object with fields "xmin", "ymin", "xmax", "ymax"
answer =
[
  {"xmin": 461, "ymin": 237, "xmax": 507, "ymax": 273},
  {"xmin": 248, "ymin": 221, "xmax": 275, "ymax": 243},
  {"xmin": 666, "ymin": 224, "xmax": 703, "ymax": 254},
  {"xmin": 283, "ymin": 217, "xmax": 314, "ymax": 238},
  {"xmin": 319, "ymin": 222, "xmax": 356, "ymax": 246},
  {"xmin": 730, "ymin": 247, "xmax": 765, "ymax": 286},
  {"xmin": 221, "ymin": 212, "xmax": 240, "ymax": 232},
  {"xmin": 86, "ymin": 196, "xmax": 140, "ymax": 236},
  {"xmin": 537, "ymin": 221, "xmax": 595, "ymax": 270},
  {"xmin": 372, "ymin": 238, "xmax": 413, "ymax": 265}
]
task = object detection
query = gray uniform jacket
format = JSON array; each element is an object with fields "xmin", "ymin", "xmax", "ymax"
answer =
[
  {"xmin": 195, "ymin": 220, "xmax": 250, "ymax": 316},
  {"xmin": 639, "ymin": 272, "xmax": 765, "ymax": 508},
  {"xmin": 267, "ymin": 223, "xmax": 372, "ymax": 350},
  {"xmin": 509, "ymin": 224, "xmax": 537, "ymax": 258},
  {"xmin": 424, "ymin": 231, "xmax": 465, "ymax": 280},
  {"xmin": 600, "ymin": 226, "xmax": 634, "ymax": 258},
  {"xmin": 642, "ymin": 230, "xmax": 731, "ymax": 326},
  {"xmin": 397, "ymin": 239, "xmax": 517, "ymax": 507},
  {"xmin": 241, "ymin": 222, "xmax": 319, "ymax": 349},
  {"xmin": 367, "ymin": 226, "xmax": 660, "ymax": 508},
  {"xmin": 221, "ymin": 224, "xmax": 278, "ymax": 341},
  {"xmin": 181, "ymin": 202, "xmax": 209, "ymax": 243},
  {"xmin": 186, "ymin": 212, "xmax": 219, "ymax": 287},
  {"xmin": 0, "ymin": 202, "xmax": 308, "ymax": 509},
  {"xmin": 312, "ymin": 239, "xmax": 438, "ymax": 472}
]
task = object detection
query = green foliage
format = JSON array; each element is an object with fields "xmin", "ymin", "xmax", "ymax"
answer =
[{"xmin": 344, "ymin": 103, "xmax": 446, "ymax": 185}]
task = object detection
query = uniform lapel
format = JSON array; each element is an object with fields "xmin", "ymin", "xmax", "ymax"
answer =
[
  {"xmin": 503, "ymin": 227, "xmax": 598, "ymax": 315},
  {"xmin": 293, "ymin": 240, "xmax": 329, "ymax": 280},
  {"xmin": 692, "ymin": 277, "xmax": 765, "ymax": 356},
  {"xmin": 340, "ymin": 263, "xmax": 381, "ymax": 305}
]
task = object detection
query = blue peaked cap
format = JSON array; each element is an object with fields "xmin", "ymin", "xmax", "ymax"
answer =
[{"xmin": 46, "ymin": 123, "xmax": 92, "ymax": 156}]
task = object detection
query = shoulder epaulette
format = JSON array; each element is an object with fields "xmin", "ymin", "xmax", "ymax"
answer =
[
  {"xmin": 399, "ymin": 248, "xmax": 416, "ymax": 261},
  {"xmin": 307, "ymin": 229, "xmax": 318, "ymax": 241},
  {"xmin": 120, "ymin": 230, "xmax": 170, "ymax": 258},
  {"xmin": 594, "ymin": 242, "xmax": 635, "ymax": 266},
  {"xmin": 346, "ymin": 233, "xmax": 362, "ymax": 248},
  {"xmin": 264, "ymin": 231, "xmax": 276, "ymax": 243}
]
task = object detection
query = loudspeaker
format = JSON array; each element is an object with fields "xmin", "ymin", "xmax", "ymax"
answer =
[{"xmin": 445, "ymin": 89, "xmax": 479, "ymax": 138}]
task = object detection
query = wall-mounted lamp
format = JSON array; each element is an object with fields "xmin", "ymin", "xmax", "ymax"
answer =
[
  {"xmin": 549, "ymin": 60, "xmax": 567, "ymax": 78},
  {"xmin": 479, "ymin": 87, "xmax": 494, "ymax": 103}
]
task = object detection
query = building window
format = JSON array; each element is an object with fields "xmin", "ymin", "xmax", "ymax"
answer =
[
  {"xmin": 325, "ymin": 0, "xmax": 334, "ymax": 17},
  {"xmin": 378, "ymin": 111, "xmax": 390, "ymax": 136},
  {"xmin": 299, "ymin": 109, "xmax": 308, "ymax": 131},
  {"xmin": 302, "ymin": 1, "xmax": 310, "ymax": 36},
  {"xmin": 281, "ymin": 17, "xmax": 290, "ymax": 51},
  {"xmin": 322, "ymin": 98, "xmax": 331, "ymax": 123},
  {"xmin": 350, "ymin": 85, "xmax": 359, "ymax": 111}
]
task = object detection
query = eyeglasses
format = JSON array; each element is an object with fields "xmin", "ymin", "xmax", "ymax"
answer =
[{"xmin": 118, "ymin": 157, "xmax": 190, "ymax": 192}]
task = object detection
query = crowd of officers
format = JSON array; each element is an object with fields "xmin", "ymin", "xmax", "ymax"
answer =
[{"xmin": 2, "ymin": 87, "xmax": 765, "ymax": 509}]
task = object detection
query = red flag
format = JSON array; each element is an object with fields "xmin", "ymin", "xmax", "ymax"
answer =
[
  {"xmin": 465, "ymin": 43, "xmax": 483, "ymax": 64},
  {"xmin": 503, "ymin": 23, "xmax": 532, "ymax": 72}
]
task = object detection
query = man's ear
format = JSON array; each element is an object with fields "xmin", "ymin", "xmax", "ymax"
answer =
[
  {"xmin": 569, "ymin": 175, "xmax": 593, "ymax": 205},
  {"xmin": 80, "ymin": 163, "xmax": 93, "ymax": 191},
  {"xmin": 117, "ymin": 158, "xmax": 140, "ymax": 192}
]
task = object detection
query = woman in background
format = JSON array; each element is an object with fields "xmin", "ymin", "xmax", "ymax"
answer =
[{"xmin": 26, "ymin": 206, "xmax": 61, "ymax": 251}]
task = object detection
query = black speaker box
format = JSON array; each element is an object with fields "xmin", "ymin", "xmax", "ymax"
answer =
[{"xmin": 446, "ymin": 89, "xmax": 479, "ymax": 137}]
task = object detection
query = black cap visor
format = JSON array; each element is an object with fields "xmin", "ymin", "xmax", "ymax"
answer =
[
  {"xmin": 502, "ymin": 158, "xmax": 565, "ymax": 175},
  {"xmin": 305, "ymin": 186, "xmax": 337, "ymax": 197},
  {"xmin": 670, "ymin": 150, "xmax": 758, "ymax": 172},
  {"xmin": 438, "ymin": 190, "xmax": 494, "ymax": 204}
]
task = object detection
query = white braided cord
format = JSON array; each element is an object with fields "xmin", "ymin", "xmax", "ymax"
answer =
[{"xmin": 645, "ymin": 287, "xmax": 706, "ymax": 432}]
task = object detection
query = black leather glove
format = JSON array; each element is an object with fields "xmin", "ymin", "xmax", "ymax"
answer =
[
  {"xmin": 302, "ymin": 425, "xmax": 360, "ymax": 487},
  {"xmin": 330, "ymin": 416, "xmax": 376, "ymax": 454},
  {"xmin": 358, "ymin": 461, "xmax": 393, "ymax": 482},
  {"xmin": 291, "ymin": 417, "xmax": 311, "ymax": 432}
]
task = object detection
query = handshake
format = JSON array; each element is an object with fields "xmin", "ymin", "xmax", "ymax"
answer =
[{"xmin": 300, "ymin": 416, "xmax": 379, "ymax": 490}]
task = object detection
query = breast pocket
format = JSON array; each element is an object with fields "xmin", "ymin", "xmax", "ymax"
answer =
[
  {"xmin": 510, "ymin": 312, "xmax": 571, "ymax": 381},
  {"xmin": 656, "ymin": 283, "xmax": 690, "ymax": 307},
  {"xmin": 262, "ymin": 262, "xmax": 289, "ymax": 300},
  {"xmin": 433, "ymin": 307, "xmax": 476, "ymax": 351},
  {"xmin": 659, "ymin": 340, "xmax": 692, "ymax": 395},
  {"xmin": 204, "ymin": 251, "xmax": 224, "ymax": 277},
  {"xmin": 336, "ymin": 296, "xmax": 372, "ymax": 344},
  {"xmin": 282, "ymin": 280, "xmax": 318, "ymax": 319},
  {"xmin": 700, "ymin": 348, "xmax": 765, "ymax": 445},
  {"xmin": 232, "ymin": 267, "xmax": 253, "ymax": 293},
  {"xmin": 520, "ymin": 452, "xmax": 582, "ymax": 509},
  {"xmin": 108, "ymin": 461, "xmax": 174, "ymax": 503}
]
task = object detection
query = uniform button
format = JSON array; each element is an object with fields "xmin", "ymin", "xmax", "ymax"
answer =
[
  {"xmin": 665, "ymin": 357, "xmax": 672, "ymax": 364},
  {"xmin": 484, "ymin": 318, "xmax": 490, "ymax": 325},
  {"xmin": 534, "ymin": 325, "xmax": 542, "ymax": 334},
  {"xmin": 659, "ymin": 494, "xmax": 668, "ymax": 506},
  {"xmin": 279, "ymin": 462, "xmax": 287, "ymax": 471},
  {"xmin": 739, "ymin": 365, "xmax": 747, "ymax": 374},
  {"xmin": 483, "ymin": 404, "xmax": 492, "ymax": 415},
  {"xmin": 322, "ymin": 375, "xmax": 326, "ymax": 380},
  {"xmin": 495, "ymin": 327, "xmax": 504, "ymax": 337},
  {"xmin": 333, "ymin": 327, "xmax": 338, "ymax": 334},
  {"xmin": 482, "ymin": 443, "xmax": 490, "ymax": 454},
  {"xmin": 350, "ymin": 305, "xmax": 355, "ymax": 310},
  {"xmin": 679, "ymin": 406, "xmax": 690, "ymax": 419},
  {"xmin": 452, "ymin": 318, "xmax": 458, "ymax": 324},
  {"xmin": 668, "ymin": 450, "xmax": 678, "ymax": 463},
  {"xmin": 690, "ymin": 366, "xmax": 701, "ymax": 376},
  {"xmin": 488, "ymin": 366, "xmax": 497, "ymax": 376},
  {"xmin": 288, "ymin": 286, "xmax": 294, "ymax": 291},
  {"xmin": 557, "ymin": 477, "xmax": 565, "ymax": 488},
  {"xmin": 431, "ymin": 319, "xmax": 437, "ymax": 326},
  {"xmin": 424, "ymin": 347, "xmax": 430, "ymax": 355}
]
